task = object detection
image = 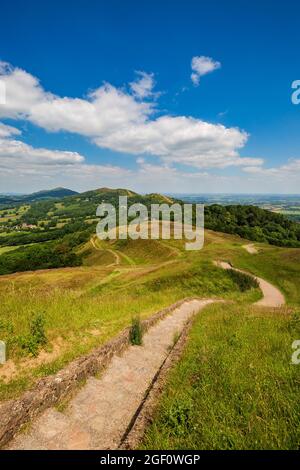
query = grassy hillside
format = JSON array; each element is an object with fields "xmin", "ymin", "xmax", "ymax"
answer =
[
  {"xmin": 135, "ymin": 231, "xmax": 300, "ymax": 449},
  {"xmin": 1, "ymin": 189, "xmax": 299, "ymax": 277},
  {"xmin": 0, "ymin": 188, "xmax": 299, "ymax": 449},
  {"xmin": 141, "ymin": 303, "xmax": 300, "ymax": 450},
  {"xmin": 0, "ymin": 229, "xmax": 264, "ymax": 400},
  {"xmin": 0, "ymin": 189, "xmax": 182, "ymax": 274},
  {"xmin": 204, "ymin": 204, "xmax": 300, "ymax": 247},
  {"xmin": 0, "ymin": 226, "xmax": 299, "ymax": 402}
]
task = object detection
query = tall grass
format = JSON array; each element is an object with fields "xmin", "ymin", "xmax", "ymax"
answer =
[
  {"xmin": 141, "ymin": 303, "xmax": 300, "ymax": 450},
  {"xmin": 1, "ymin": 229, "xmax": 299, "ymax": 401},
  {"xmin": 226, "ymin": 269, "xmax": 259, "ymax": 292},
  {"xmin": 0, "ymin": 258, "xmax": 256, "ymax": 400}
]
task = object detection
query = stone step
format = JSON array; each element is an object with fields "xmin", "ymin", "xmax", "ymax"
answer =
[{"xmin": 8, "ymin": 299, "xmax": 213, "ymax": 450}]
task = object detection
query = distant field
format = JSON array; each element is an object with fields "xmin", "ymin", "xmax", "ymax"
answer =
[
  {"xmin": 275, "ymin": 210, "xmax": 300, "ymax": 221},
  {"xmin": 174, "ymin": 194, "xmax": 300, "ymax": 223}
]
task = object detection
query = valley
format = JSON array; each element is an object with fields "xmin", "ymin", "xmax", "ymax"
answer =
[{"xmin": 0, "ymin": 188, "xmax": 299, "ymax": 449}]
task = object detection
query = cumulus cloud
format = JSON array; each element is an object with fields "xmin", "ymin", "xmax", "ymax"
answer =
[
  {"xmin": 238, "ymin": 159, "xmax": 300, "ymax": 193},
  {"xmin": 243, "ymin": 159, "xmax": 300, "ymax": 178},
  {"xmin": 0, "ymin": 122, "xmax": 21, "ymax": 138},
  {"xmin": 0, "ymin": 63, "xmax": 152, "ymax": 135},
  {"xmin": 129, "ymin": 71, "xmax": 156, "ymax": 99},
  {"xmin": 191, "ymin": 55, "xmax": 221, "ymax": 86},
  {"xmin": 94, "ymin": 116, "xmax": 263, "ymax": 169},
  {"xmin": 0, "ymin": 60, "xmax": 263, "ymax": 178},
  {"xmin": 0, "ymin": 126, "xmax": 85, "ymax": 178},
  {"xmin": 0, "ymin": 123, "xmax": 132, "ymax": 193},
  {"xmin": 0, "ymin": 62, "xmax": 51, "ymax": 119}
]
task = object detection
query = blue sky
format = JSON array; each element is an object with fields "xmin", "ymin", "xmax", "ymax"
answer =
[{"xmin": 0, "ymin": 0, "xmax": 299, "ymax": 193}]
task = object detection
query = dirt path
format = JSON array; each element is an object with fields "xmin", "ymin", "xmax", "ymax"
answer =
[
  {"xmin": 8, "ymin": 299, "xmax": 213, "ymax": 450},
  {"xmin": 90, "ymin": 236, "xmax": 121, "ymax": 266},
  {"xmin": 215, "ymin": 261, "xmax": 285, "ymax": 307},
  {"xmin": 107, "ymin": 249, "xmax": 121, "ymax": 266},
  {"xmin": 89, "ymin": 235, "xmax": 99, "ymax": 251},
  {"xmin": 114, "ymin": 249, "xmax": 135, "ymax": 266},
  {"xmin": 243, "ymin": 243, "xmax": 258, "ymax": 254}
]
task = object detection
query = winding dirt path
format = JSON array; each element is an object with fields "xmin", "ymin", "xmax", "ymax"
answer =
[
  {"xmin": 90, "ymin": 236, "xmax": 121, "ymax": 266},
  {"xmin": 215, "ymin": 261, "xmax": 285, "ymax": 307},
  {"xmin": 114, "ymin": 249, "xmax": 135, "ymax": 266}
]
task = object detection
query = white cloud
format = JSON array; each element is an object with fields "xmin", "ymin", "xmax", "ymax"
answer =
[
  {"xmin": 129, "ymin": 71, "xmax": 156, "ymax": 99},
  {"xmin": 0, "ymin": 125, "xmax": 132, "ymax": 193},
  {"xmin": 0, "ymin": 62, "xmax": 51, "ymax": 119},
  {"xmin": 0, "ymin": 129, "xmax": 85, "ymax": 176},
  {"xmin": 0, "ymin": 61, "xmax": 260, "ymax": 172},
  {"xmin": 0, "ymin": 122, "xmax": 21, "ymax": 138},
  {"xmin": 94, "ymin": 116, "xmax": 263, "ymax": 169},
  {"xmin": 2, "ymin": 61, "xmax": 298, "ymax": 193},
  {"xmin": 0, "ymin": 115, "xmax": 136, "ymax": 195},
  {"xmin": 0, "ymin": 123, "xmax": 263, "ymax": 194},
  {"xmin": 243, "ymin": 159, "xmax": 300, "ymax": 178},
  {"xmin": 236, "ymin": 159, "xmax": 300, "ymax": 193},
  {"xmin": 0, "ymin": 63, "xmax": 152, "ymax": 135},
  {"xmin": 191, "ymin": 55, "xmax": 221, "ymax": 86}
]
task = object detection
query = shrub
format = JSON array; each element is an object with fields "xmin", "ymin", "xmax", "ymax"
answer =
[
  {"xmin": 30, "ymin": 313, "xmax": 47, "ymax": 346},
  {"xmin": 162, "ymin": 398, "xmax": 193, "ymax": 436},
  {"xmin": 129, "ymin": 316, "xmax": 143, "ymax": 345},
  {"xmin": 17, "ymin": 313, "xmax": 47, "ymax": 356},
  {"xmin": 227, "ymin": 269, "xmax": 259, "ymax": 292}
]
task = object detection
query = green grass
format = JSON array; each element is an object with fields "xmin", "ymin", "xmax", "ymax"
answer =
[
  {"xmin": 0, "ymin": 245, "xmax": 18, "ymax": 255},
  {"xmin": 0, "ymin": 229, "xmax": 298, "ymax": 406},
  {"xmin": 231, "ymin": 245, "xmax": 300, "ymax": 305},
  {"xmin": 225, "ymin": 269, "xmax": 259, "ymax": 292},
  {"xmin": 0, "ymin": 228, "xmax": 299, "ymax": 449},
  {"xmin": 0, "ymin": 236, "xmax": 259, "ymax": 400},
  {"xmin": 112, "ymin": 238, "xmax": 174, "ymax": 264},
  {"xmin": 1, "ymin": 193, "xmax": 300, "ymax": 448},
  {"xmin": 141, "ymin": 303, "xmax": 300, "ymax": 450},
  {"xmin": 202, "ymin": 231, "xmax": 300, "ymax": 305}
]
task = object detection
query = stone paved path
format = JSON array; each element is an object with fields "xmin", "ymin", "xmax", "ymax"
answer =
[
  {"xmin": 8, "ymin": 299, "xmax": 213, "ymax": 450},
  {"xmin": 215, "ymin": 261, "xmax": 285, "ymax": 307}
]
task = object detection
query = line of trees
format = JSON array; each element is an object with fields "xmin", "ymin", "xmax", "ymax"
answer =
[
  {"xmin": 0, "ymin": 229, "xmax": 92, "ymax": 275},
  {"xmin": 204, "ymin": 205, "xmax": 300, "ymax": 247}
]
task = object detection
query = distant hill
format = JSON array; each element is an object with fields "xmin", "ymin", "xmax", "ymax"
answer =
[
  {"xmin": 0, "ymin": 187, "xmax": 174, "ymax": 207},
  {"xmin": 76, "ymin": 188, "xmax": 176, "ymax": 206},
  {"xmin": 0, "ymin": 187, "xmax": 78, "ymax": 206},
  {"xmin": 1, "ymin": 186, "xmax": 299, "ymax": 248},
  {"xmin": 23, "ymin": 187, "xmax": 78, "ymax": 201},
  {"xmin": 145, "ymin": 193, "xmax": 174, "ymax": 204},
  {"xmin": 80, "ymin": 187, "xmax": 138, "ymax": 198},
  {"xmin": 1, "ymin": 186, "xmax": 300, "ymax": 278}
]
